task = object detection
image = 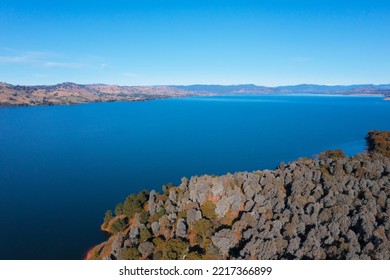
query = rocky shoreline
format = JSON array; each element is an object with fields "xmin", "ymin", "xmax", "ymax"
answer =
[{"xmin": 86, "ymin": 131, "xmax": 390, "ymax": 260}]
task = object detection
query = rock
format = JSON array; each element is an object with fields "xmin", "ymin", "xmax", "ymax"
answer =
[
  {"xmin": 151, "ymin": 221, "xmax": 160, "ymax": 235},
  {"xmin": 111, "ymin": 233, "xmax": 124, "ymax": 259},
  {"xmin": 176, "ymin": 218, "xmax": 187, "ymax": 238},
  {"xmin": 148, "ymin": 190, "xmax": 157, "ymax": 214},
  {"xmin": 186, "ymin": 208, "xmax": 202, "ymax": 225},
  {"xmin": 169, "ymin": 189, "xmax": 177, "ymax": 204},
  {"xmin": 215, "ymin": 196, "xmax": 230, "ymax": 218},
  {"xmin": 92, "ymin": 130, "xmax": 390, "ymax": 260},
  {"xmin": 226, "ymin": 188, "xmax": 243, "ymax": 212},
  {"xmin": 244, "ymin": 200, "xmax": 255, "ymax": 211},
  {"xmin": 128, "ymin": 227, "xmax": 139, "ymax": 245},
  {"xmin": 211, "ymin": 181, "xmax": 224, "ymax": 197},
  {"xmin": 138, "ymin": 242, "xmax": 154, "ymax": 258},
  {"xmin": 212, "ymin": 229, "xmax": 236, "ymax": 255}
]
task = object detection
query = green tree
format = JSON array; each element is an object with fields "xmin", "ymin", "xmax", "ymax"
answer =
[
  {"xmin": 111, "ymin": 218, "xmax": 126, "ymax": 234},
  {"xmin": 103, "ymin": 210, "xmax": 113, "ymax": 227},
  {"xmin": 124, "ymin": 247, "xmax": 140, "ymax": 260},
  {"xmin": 139, "ymin": 229, "xmax": 152, "ymax": 243},
  {"xmin": 200, "ymin": 201, "xmax": 217, "ymax": 220},
  {"xmin": 115, "ymin": 202, "xmax": 123, "ymax": 216},
  {"xmin": 139, "ymin": 209, "xmax": 150, "ymax": 225},
  {"xmin": 122, "ymin": 190, "xmax": 150, "ymax": 219}
]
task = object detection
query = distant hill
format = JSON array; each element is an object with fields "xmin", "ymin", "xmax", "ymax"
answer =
[
  {"xmin": 177, "ymin": 83, "xmax": 390, "ymax": 96},
  {"xmin": 0, "ymin": 82, "xmax": 191, "ymax": 106},
  {"xmin": 1, "ymin": 82, "xmax": 389, "ymax": 106}
]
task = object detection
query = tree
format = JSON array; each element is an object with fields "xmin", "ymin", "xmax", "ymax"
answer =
[
  {"xmin": 103, "ymin": 210, "xmax": 113, "ymax": 227},
  {"xmin": 115, "ymin": 202, "xmax": 123, "ymax": 216},
  {"xmin": 111, "ymin": 218, "xmax": 126, "ymax": 234}
]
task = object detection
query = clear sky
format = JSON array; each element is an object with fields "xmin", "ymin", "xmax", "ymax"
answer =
[{"xmin": 1, "ymin": 0, "xmax": 390, "ymax": 86}]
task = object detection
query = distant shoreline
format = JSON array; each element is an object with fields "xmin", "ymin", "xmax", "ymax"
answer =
[
  {"xmin": 1, "ymin": 93, "xmax": 389, "ymax": 108},
  {"xmin": 1, "ymin": 82, "xmax": 389, "ymax": 107}
]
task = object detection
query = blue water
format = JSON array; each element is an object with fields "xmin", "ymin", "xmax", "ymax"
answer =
[{"xmin": 0, "ymin": 94, "xmax": 389, "ymax": 259}]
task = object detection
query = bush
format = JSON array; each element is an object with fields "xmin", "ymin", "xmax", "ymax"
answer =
[
  {"xmin": 123, "ymin": 190, "xmax": 150, "ymax": 219},
  {"xmin": 139, "ymin": 229, "xmax": 152, "ymax": 243},
  {"xmin": 139, "ymin": 209, "xmax": 150, "ymax": 225},
  {"xmin": 115, "ymin": 202, "xmax": 123, "ymax": 216},
  {"xmin": 366, "ymin": 130, "xmax": 390, "ymax": 157},
  {"xmin": 124, "ymin": 247, "xmax": 140, "ymax": 260},
  {"xmin": 152, "ymin": 237, "xmax": 189, "ymax": 260},
  {"xmin": 162, "ymin": 182, "xmax": 174, "ymax": 195},
  {"xmin": 111, "ymin": 218, "xmax": 126, "ymax": 234},
  {"xmin": 103, "ymin": 210, "xmax": 113, "ymax": 227},
  {"xmin": 201, "ymin": 201, "xmax": 217, "ymax": 220},
  {"xmin": 193, "ymin": 219, "xmax": 214, "ymax": 250},
  {"xmin": 318, "ymin": 149, "xmax": 345, "ymax": 160}
]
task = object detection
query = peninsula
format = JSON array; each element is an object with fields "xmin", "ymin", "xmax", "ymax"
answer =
[{"xmin": 87, "ymin": 130, "xmax": 390, "ymax": 260}]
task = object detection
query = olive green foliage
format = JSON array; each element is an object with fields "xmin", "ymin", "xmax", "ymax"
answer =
[
  {"xmin": 93, "ymin": 250, "xmax": 101, "ymax": 260},
  {"xmin": 162, "ymin": 182, "xmax": 173, "ymax": 195},
  {"xmin": 103, "ymin": 210, "xmax": 113, "ymax": 227},
  {"xmin": 149, "ymin": 208, "xmax": 166, "ymax": 224},
  {"xmin": 114, "ymin": 202, "xmax": 123, "ymax": 216},
  {"xmin": 319, "ymin": 165, "xmax": 330, "ymax": 175},
  {"xmin": 139, "ymin": 209, "xmax": 150, "ymax": 225},
  {"xmin": 254, "ymin": 171, "xmax": 264, "ymax": 178},
  {"xmin": 186, "ymin": 251, "xmax": 203, "ymax": 260},
  {"xmin": 124, "ymin": 247, "xmax": 140, "ymax": 260},
  {"xmin": 200, "ymin": 201, "xmax": 217, "ymax": 220},
  {"xmin": 153, "ymin": 237, "xmax": 188, "ymax": 260},
  {"xmin": 177, "ymin": 209, "xmax": 187, "ymax": 219},
  {"xmin": 111, "ymin": 218, "xmax": 126, "ymax": 234},
  {"xmin": 366, "ymin": 130, "xmax": 390, "ymax": 157},
  {"xmin": 123, "ymin": 189, "xmax": 149, "ymax": 219},
  {"xmin": 139, "ymin": 229, "xmax": 152, "ymax": 243},
  {"xmin": 193, "ymin": 218, "xmax": 214, "ymax": 250},
  {"xmin": 318, "ymin": 149, "xmax": 345, "ymax": 160}
]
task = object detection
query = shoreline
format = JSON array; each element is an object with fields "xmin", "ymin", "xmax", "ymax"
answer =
[
  {"xmin": 1, "ymin": 93, "xmax": 388, "ymax": 108},
  {"xmin": 85, "ymin": 131, "xmax": 390, "ymax": 260}
]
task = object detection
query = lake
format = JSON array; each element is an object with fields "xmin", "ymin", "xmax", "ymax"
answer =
[{"xmin": 0, "ymin": 94, "xmax": 389, "ymax": 259}]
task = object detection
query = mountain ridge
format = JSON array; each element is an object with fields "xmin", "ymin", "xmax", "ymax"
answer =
[{"xmin": 1, "ymin": 82, "xmax": 389, "ymax": 106}]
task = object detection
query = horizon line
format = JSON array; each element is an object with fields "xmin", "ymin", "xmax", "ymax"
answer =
[{"xmin": 1, "ymin": 81, "xmax": 390, "ymax": 88}]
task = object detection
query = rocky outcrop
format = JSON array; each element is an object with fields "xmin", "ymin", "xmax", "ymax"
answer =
[{"xmin": 87, "ymin": 131, "xmax": 390, "ymax": 260}]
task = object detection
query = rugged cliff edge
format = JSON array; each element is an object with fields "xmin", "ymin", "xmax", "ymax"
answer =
[{"xmin": 87, "ymin": 131, "xmax": 390, "ymax": 260}]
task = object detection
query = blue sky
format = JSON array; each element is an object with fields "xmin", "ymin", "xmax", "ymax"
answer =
[{"xmin": 0, "ymin": 0, "xmax": 390, "ymax": 86}]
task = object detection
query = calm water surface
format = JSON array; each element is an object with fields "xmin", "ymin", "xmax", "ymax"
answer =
[{"xmin": 0, "ymin": 95, "xmax": 389, "ymax": 259}]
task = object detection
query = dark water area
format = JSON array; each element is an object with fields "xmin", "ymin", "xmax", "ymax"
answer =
[{"xmin": 0, "ymin": 94, "xmax": 389, "ymax": 259}]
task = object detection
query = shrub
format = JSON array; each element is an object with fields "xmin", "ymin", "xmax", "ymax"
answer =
[
  {"xmin": 139, "ymin": 209, "xmax": 150, "ymax": 225},
  {"xmin": 366, "ymin": 130, "xmax": 390, "ymax": 157},
  {"xmin": 111, "ymin": 218, "xmax": 126, "ymax": 234},
  {"xmin": 139, "ymin": 229, "xmax": 152, "ymax": 243},
  {"xmin": 318, "ymin": 149, "xmax": 345, "ymax": 160},
  {"xmin": 193, "ymin": 219, "xmax": 214, "ymax": 250},
  {"xmin": 103, "ymin": 210, "xmax": 113, "ymax": 228},
  {"xmin": 149, "ymin": 209, "xmax": 166, "ymax": 224},
  {"xmin": 162, "ymin": 182, "xmax": 174, "ymax": 195},
  {"xmin": 92, "ymin": 250, "xmax": 101, "ymax": 260},
  {"xmin": 124, "ymin": 247, "xmax": 140, "ymax": 260},
  {"xmin": 153, "ymin": 237, "xmax": 188, "ymax": 260},
  {"xmin": 200, "ymin": 201, "xmax": 217, "ymax": 220},
  {"xmin": 123, "ymin": 190, "xmax": 150, "ymax": 219},
  {"xmin": 114, "ymin": 202, "xmax": 123, "ymax": 216}
]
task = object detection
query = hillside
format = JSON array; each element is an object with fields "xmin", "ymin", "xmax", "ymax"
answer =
[
  {"xmin": 87, "ymin": 131, "xmax": 390, "ymax": 260},
  {"xmin": 1, "ymin": 82, "xmax": 389, "ymax": 106},
  {"xmin": 0, "ymin": 82, "xmax": 192, "ymax": 106}
]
